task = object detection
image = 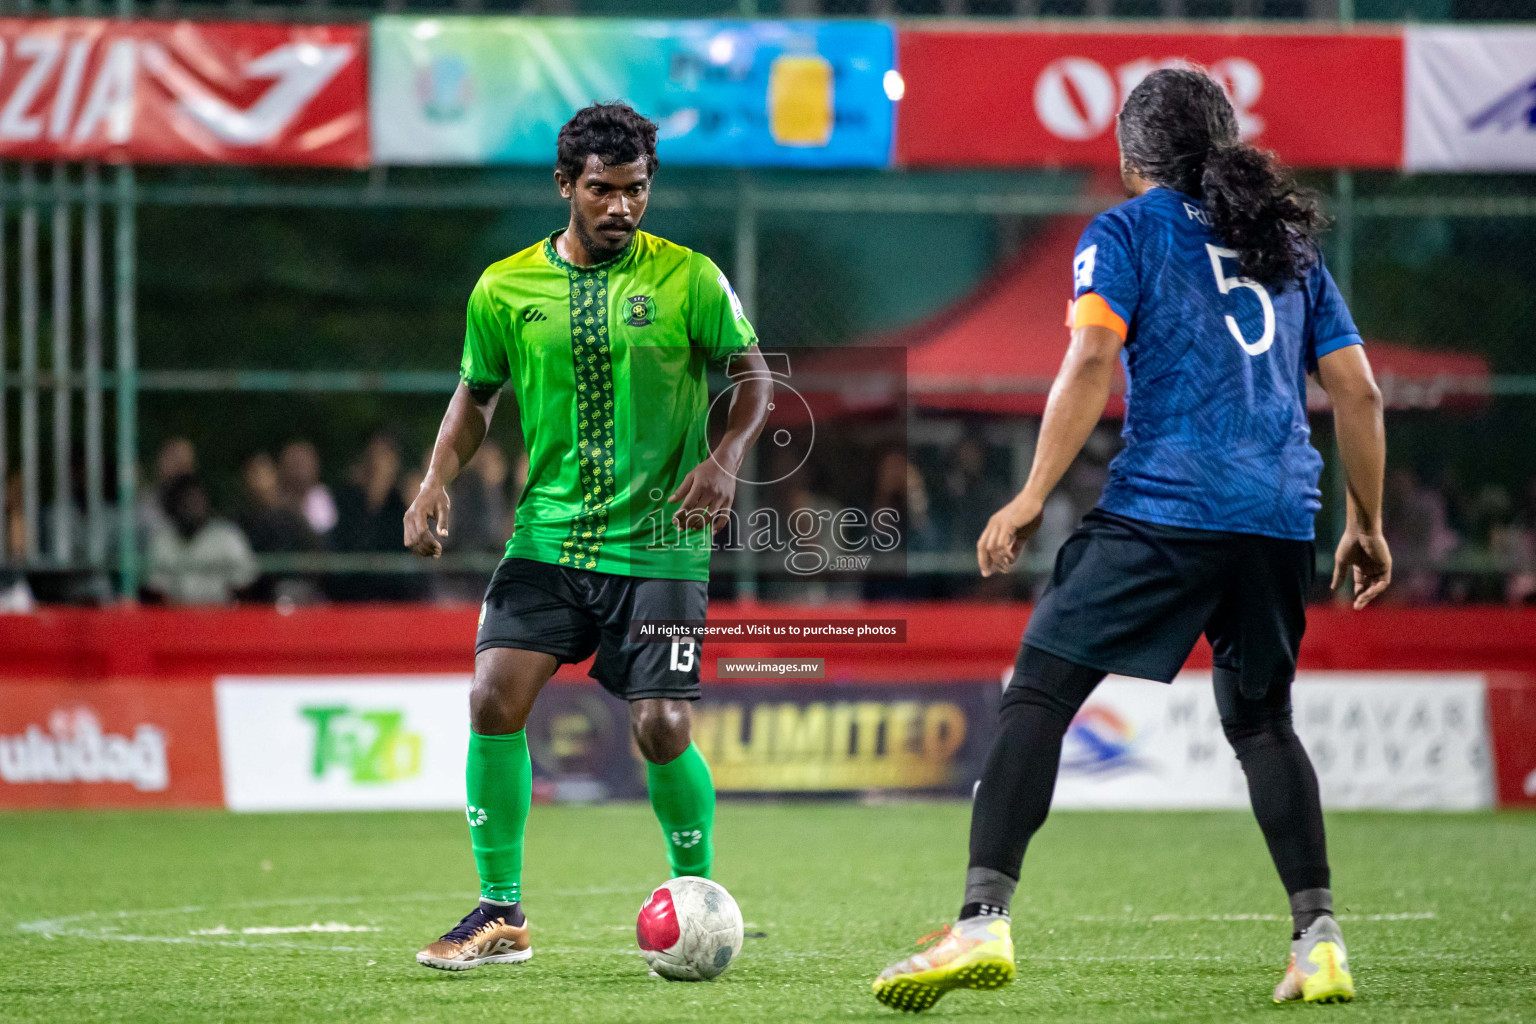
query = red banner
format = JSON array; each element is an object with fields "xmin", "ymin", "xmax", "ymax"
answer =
[
  {"xmin": 0, "ymin": 18, "xmax": 367, "ymax": 167},
  {"xmin": 0, "ymin": 680, "xmax": 222, "ymax": 808},
  {"xmin": 1487, "ymin": 675, "xmax": 1536, "ymax": 809},
  {"xmin": 895, "ymin": 30, "xmax": 1403, "ymax": 169}
]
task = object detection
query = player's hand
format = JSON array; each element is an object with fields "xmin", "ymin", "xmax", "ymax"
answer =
[
  {"xmin": 977, "ymin": 496, "xmax": 1044, "ymax": 577},
  {"xmin": 404, "ymin": 477, "xmax": 451, "ymax": 558},
  {"xmin": 669, "ymin": 459, "xmax": 737, "ymax": 535},
  {"xmin": 1332, "ymin": 527, "xmax": 1391, "ymax": 610}
]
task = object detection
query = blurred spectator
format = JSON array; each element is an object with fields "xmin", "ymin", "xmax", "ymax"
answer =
[
  {"xmin": 236, "ymin": 453, "xmax": 318, "ymax": 554},
  {"xmin": 278, "ymin": 441, "xmax": 338, "ymax": 537},
  {"xmin": 870, "ymin": 449, "xmax": 938, "ymax": 553},
  {"xmin": 933, "ymin": 436, "xmax": 1011, "ymax": 550},
  {"xmin": 447, "ymin": 441, "xmax": 512, "ymax": 553},
  {"xmin": 1382, "ymin": 467, "xmax": 1460, "ymax": 604},
  {"xmin": 332, "ymin": 433, "xmax": 408, "ymax": 552},
  {"xmin": 145, "ymin": 474, "xmax": 258, "ymax": 605},
  {"xmin": 138, "ymin": 436, "xmax": 196, "ymax": 540},
  {"xmin": 5, "ymin": 470, "xmax": 28, "ymax": 559}
]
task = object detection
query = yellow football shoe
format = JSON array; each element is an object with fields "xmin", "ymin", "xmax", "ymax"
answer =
[
  {"xmin": 1273, "ymin": 916, "xmax": 1355, "ymax": 1004},
  {"xmin": 872, "ymin": 916, "xmax": 1016, "ymax": 1013}
]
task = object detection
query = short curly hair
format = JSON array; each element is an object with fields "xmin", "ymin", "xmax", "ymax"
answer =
[{"xmin": 555, "ymin": 102, "xmax": 659, "ymax": 183}]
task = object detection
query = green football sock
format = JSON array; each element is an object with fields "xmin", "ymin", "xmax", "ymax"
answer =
[
  {"xmin": 646, "ymin": 742, "xmax": 716, "ymax": 878},
  {"xmin": 465, "ymin": 729, "xmax": 531, "ymax": 904}
]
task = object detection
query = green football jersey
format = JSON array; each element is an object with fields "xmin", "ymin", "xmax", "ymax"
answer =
[{"xmin": 460, "ymin": 230, "xmax": 758, "ymax": 582}]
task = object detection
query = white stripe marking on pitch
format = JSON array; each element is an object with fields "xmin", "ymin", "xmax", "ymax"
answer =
[
  {"xmin": 190, "ymin": 923, "xmax": 381, "ymax": 935},
  {"xmin": 1073, "ymin": 912, "xmax": 1435, "ymax": 923}
]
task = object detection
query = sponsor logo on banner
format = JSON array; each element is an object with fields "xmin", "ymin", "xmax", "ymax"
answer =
[
  {"xmin": 215, "ymin": 677, "xmax": 469, "ymax": 811},
  {"xmin": 1406, "ymin": 28, "xmax": 1536, "ymax": 171},
  {"xmin": 1052, "ymin": 673, "xmax": 1492, "ymax": 811},
  {"xmin": 0, "ymin": 682, "xmax": 222, "ymax": 809},
  {"xmin": 369, "ymin": 18, "xmax": 893, "ymax": 167},
  {"xmin": 521, "ymin": 681, "xmax": 998, "ymax": 798},
  {"xmin": 896, "ymin": 30, "xmax": 1403, "ymax": 169},
  {"xmin": 0, "ymin": 708, "xmax": 166, "ymax": 791},
  {"xmin": 0, "ymin": 18, "xmax": 368, "ymax": 166},
  {"xmin": 301, "ymin": 705, "xmax": 423, "ymax": 784}
]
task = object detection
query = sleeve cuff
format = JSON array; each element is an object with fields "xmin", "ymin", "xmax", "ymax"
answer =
[{"xmin": 1312, "ymin": 333, "xmax": 1364, "ymax": 360}]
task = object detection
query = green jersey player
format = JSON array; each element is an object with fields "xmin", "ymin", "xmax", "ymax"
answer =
[{"xmin": 407, "ymin": 103, "xmax": 772, "ymax": 971}]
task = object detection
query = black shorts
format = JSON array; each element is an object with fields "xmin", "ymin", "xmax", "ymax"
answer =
[
  {"xmin": 475, "ymin": 557, "xmax": 707, "ymax": 701},
  {"xmin": 1023, "ymin": 508, "xmax": 1314, "ymax": 700}
]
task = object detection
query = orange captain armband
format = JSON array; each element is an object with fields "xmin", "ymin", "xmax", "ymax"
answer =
[{"xmin": 1068, "ymin": 293, "xmax": 1128, "ymax": 341}]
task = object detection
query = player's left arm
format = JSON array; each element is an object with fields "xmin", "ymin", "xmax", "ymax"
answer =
[{"xmin": 671, "ymin": 254, "xmax": 773, "ymax": 534}]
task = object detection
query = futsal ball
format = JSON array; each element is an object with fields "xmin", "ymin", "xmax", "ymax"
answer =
[{"xmin": 636, "ymin": 876, "xmax": 744, "ymax": 981}]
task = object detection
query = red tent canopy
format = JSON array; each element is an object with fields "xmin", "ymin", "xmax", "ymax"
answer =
[{"xmin": 870, "ymin": 216, "xmax": 1490, "ymax": 416}]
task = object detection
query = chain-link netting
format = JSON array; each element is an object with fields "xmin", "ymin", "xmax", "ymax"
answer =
[{"xmin": 3, "ymin": 163, "xmax": 1534, "ymax": 606}]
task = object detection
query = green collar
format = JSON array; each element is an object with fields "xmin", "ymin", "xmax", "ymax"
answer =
[{"xmin": 543, "ymin": 229, "xmax": 635, "ymax": 273}]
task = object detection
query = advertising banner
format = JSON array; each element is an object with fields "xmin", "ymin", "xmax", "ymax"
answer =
[
  {"xmin": 1406, "ymin": 27, "xmax": 1536, "ymax": 171},
  {"xmin": 214, "ymin": 675, "xmax": 997, "ymax": 809},
  {"xmin": 524, "ymin": 681, "xmax": 998, "ymax": 798},
  {"xmin": 369, "ymin": 17, "xmax": 893, "ymax": 167},
  {"xmin": 1053, "ymin": 673, "xmax": 1492, "ymax": 811},
  {"xmin": 215, "ymin": 676, "xmax": 471, "ymax": 811},
  {"xmin": 1486, "ymin": 676, "xmax": 1536, "ymax": 808},
  {"xmin": 0, "ymin": 680, "xmax": 222, "ymax": 808},
  {"xmin": 895, "ymin": 30, "xmax": 1403, "ymax": 169},
  {"xmin": 0, "ymin": 18, "xmax": 368, "ymax": 166}
]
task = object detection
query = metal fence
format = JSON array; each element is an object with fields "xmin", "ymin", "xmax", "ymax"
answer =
[
  {"xmin": 0, "ymin": 0, "xmax": 1533, "ymax": 604},
  {"xmin": 3, "ymin": 160, "xmax": 1534, "ymax": 605}
]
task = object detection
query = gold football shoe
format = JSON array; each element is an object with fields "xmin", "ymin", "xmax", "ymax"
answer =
[{"xmin": 416, "ymin": 901, "xmax": 532, "ymax": 971}]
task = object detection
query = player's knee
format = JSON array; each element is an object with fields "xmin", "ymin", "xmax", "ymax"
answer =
[
  {"xmin": 1000, "ymin": 678, "xmax": 1082, "ymax": 729},
  {"xmin": 469, "ymin": 669, "xmax": 536, "ymax": 734},
  {"xmin": 631, "ymin": 700, "xmax": 692, "ymax": 764},
  {"xmin": 1221, "ymin": 707, "xmax": 1297, "ymax": 756}
]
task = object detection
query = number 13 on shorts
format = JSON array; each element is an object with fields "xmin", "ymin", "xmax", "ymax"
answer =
[{"xmin": 669, "ymin": 636, "xmax": 697, "ymax": 672}]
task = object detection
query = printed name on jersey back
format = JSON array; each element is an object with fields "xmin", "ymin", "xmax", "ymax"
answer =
[{"xmin": 1182, "ymin": 202, "xmax": 1211, "ymax": 226}]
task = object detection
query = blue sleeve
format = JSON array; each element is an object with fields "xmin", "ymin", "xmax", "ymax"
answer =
[
  {"xmin": 1305, "ymin": 259, "xmax": 1363, "ymax": 373},
  {"xmin": 1072, "ymin": 213, "xmax": 1139, "ymax": 329}
]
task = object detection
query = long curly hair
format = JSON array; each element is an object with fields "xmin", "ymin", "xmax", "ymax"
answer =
[{"xmin": 1116, "ymin": 68, "xmax": 1325, "ymax": 287}]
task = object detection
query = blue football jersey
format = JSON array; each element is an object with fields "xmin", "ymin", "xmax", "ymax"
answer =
[{"xmin": 1072, "ymin": 187, "xmax": 1362, "ymax": 541}]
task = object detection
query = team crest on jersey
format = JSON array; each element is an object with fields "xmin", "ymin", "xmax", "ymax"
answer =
[{"xmin": 626, "ymin": 295, "xmax": 656, "ymax": 327}]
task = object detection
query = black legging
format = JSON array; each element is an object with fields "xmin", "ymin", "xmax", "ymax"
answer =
[{"xmin": 968, "ymin": 645, "xmax": 1329, "ymax": 895}]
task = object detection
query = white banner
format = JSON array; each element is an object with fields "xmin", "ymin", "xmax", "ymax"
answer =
[
  {"xmin": 1406, "ymin": 27, "xmax": 1536, "ymax": 171},
  {"xmin": 1053, "ymin": 673, "xmax": 1492, "ymax": 811},
  {"xmin": 215, "ymin": 676, "xmax": 471, "ymax": 812}
]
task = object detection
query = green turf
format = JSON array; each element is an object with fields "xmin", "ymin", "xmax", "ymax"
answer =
[{"xmin": 1, "ymin": 804, "xmax": 1532, "ymax": 1023}]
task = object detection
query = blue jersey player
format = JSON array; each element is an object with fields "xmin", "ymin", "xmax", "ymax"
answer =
[{"xmin": 873, "ymin": 68, "xmax": 1390, "ymax": 1012}]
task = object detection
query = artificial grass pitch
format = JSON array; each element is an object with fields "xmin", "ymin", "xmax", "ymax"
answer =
[{"xmin": 1, "ymin": 804, "xmax": 1532, "ymax": 1023}]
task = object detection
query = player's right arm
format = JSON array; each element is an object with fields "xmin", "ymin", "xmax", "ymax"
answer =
[
  {"xmin": 406, "ymin": 274, "xmax": 510, "ymax": 558},
  {"xmin": 1316, "ymin": 344, "xmax": 1390, "ymax": 609},
  {"xmin": 979, "ymin": 215, "xmax": 1134, "ymax": 577},
  {"xmin": 406, "ymin": 383, "xmax": 500, "ymax": 558}
]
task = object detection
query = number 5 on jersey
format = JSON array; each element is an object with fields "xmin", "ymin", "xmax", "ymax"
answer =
[{"xmin": 1205, "ymin": 244, "xmax": 1275, "ymax": 356}]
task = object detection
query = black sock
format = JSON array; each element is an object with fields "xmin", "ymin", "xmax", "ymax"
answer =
[
  {"xmin": 480, "ymin": 899, "xmax": 526, "ymax": 927},
  {"xmin": 959, "ymin": 902, "xmax": 1010, "ymax": 921},
  {"xmin": 966, "ymin": 647, "xmax": 1105, "ymax": 897}
]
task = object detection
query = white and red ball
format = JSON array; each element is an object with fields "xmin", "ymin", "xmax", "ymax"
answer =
[{"xmin": 636, "ymin": 876, "xmax": 744, "ymax": 981}]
